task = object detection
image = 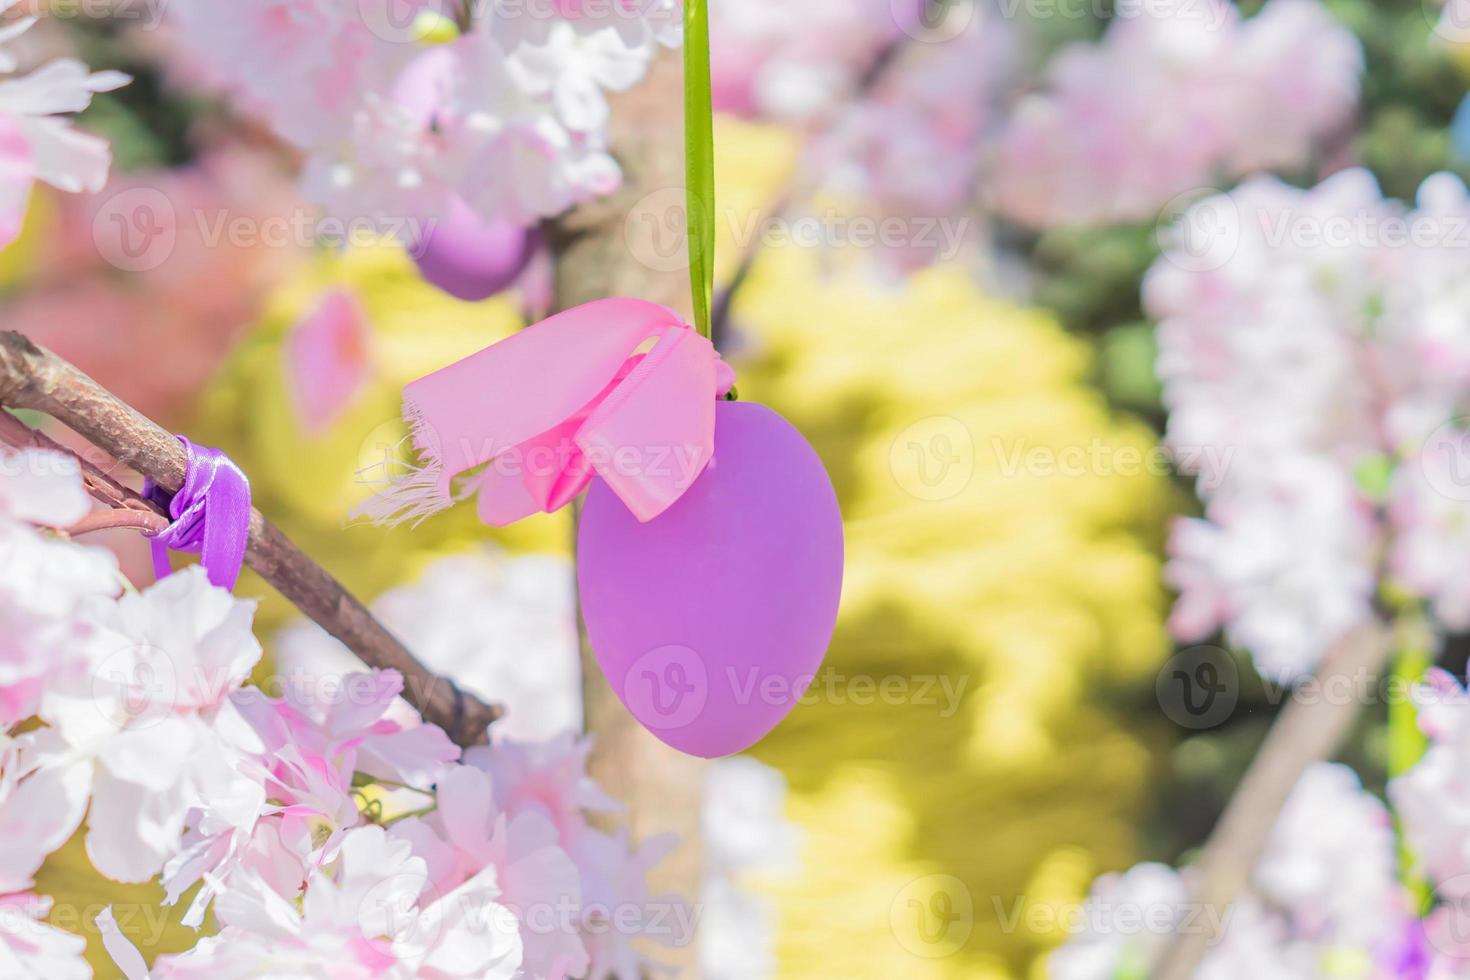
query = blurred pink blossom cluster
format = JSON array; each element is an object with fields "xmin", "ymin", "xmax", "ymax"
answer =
[
  {"xmin": 4, "ymin": 150, "xmax": 303, "ymax": 423},
  {"xmin": 709, "ymin": 0, "xmax": 916, "ymax": 123},
  {"xmin": 990, "ymin": 0, "xmax": 1363, "ymax": 229},
  {"xmin": 711, "ymin": 1, "xmax": 1014, "ymax": 272},
  {"xmin": 0, "ymin": 448, "xmax": 682, "ymax": 978},
  {"xmin": 1152, "ymin": 168, "xmax": 1470, "ymax": 681},
  {"xmin": 1052, "ymin": 763, "xmax": 1424, "ymax": 978},
  {"xmin": 165, "ymin": 0, "xmax": 679, "ymax": 236},
  {"xmin": 804, "ymin": 13, "xmax": 1017, "ymax": 272}
]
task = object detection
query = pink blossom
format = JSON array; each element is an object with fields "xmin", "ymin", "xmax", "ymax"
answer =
[
  {"xmin": 169, "ymin": 1, "xmax": 660, "ymax": 249},
  {"xmin": 0, "ymin": 448, "xmax": 90, "ymax": 528},
  {"xmin": 1255, "ymin": 764, "xmax": 1404, "ymax": 948},
  {"xmin": 162, "ymin": 668, "xmax": 461, "ymax": 925},
  {"xmin": 1390, "ymin": 438, "xmax": 1470, "ymax": 631},
  {"xmin": 0, "ymin": 893, "xmax": 88, "ymax": 979},
  {"xmin": 297, "ymin": 26, "xmax": 626, "ymax": 235},
  {"xmin": 0, "ymin": 0, "xmax": 127, "ymax": 247},
  {"xmin": 165, "ymin": 0, "xmax": 431, "ymax": 149},
  {"xmin": 1223, "ymin": 0, "xmax": 1363, "ymax": 174},
  {"xmin": 1148, "ymin": 169, "xmax": 1470, "ymax": 675},
  {"xmin": 574, "ymin": 826, "xmax": 684, "ymax": 980},
  {"xmin": 0, "ymin": 448, "xmax": 681, "ymax": 976},
  {"xmin": 0, "ymin": 449, "xmax": 113, "ymax": 725},
  {"xmin": 33, "ymin": 567, "xmax": 266, "ymax": 883},
  {"xmin": 1048, "ymin": 862, "xmax": 1190, "ymax": 978},
  {"xmin": 111, "ymin": 826, "xmax": 524, "ymax": 979},
  {"xmin": 266, "ymin": 668, "xmax": 460, "ymax": 790},
  {"xmin": 709, "ymin": 0, "xmax": 911, "ymax": 123},
  {"xmin": 990, "ymin": 0, "xmax": 1362, "ymax": 229},
  {"xmin": 464, "ymin": 734, "xmax": 619, "ymax": 845},
  {"xmin": 0, "ymin": 734, "xmax": 90, "ymax": 892},
  {"xmin": 283, "ymin": 288, "xmax": 374, "ymax": 435},
  {"xmin": 802, "ymin": 14, "xmax": 1014, "ymax": 272},
  {"xmin": 392, "ymin": 764, "xmax": 592, "ymax": 979},
  {"xmin": 1164, "ymin": 458, "xmax": 1378, "ymax": 682},
  {"xmin": 1392, "ymin": 669, "xmax": 1470, "ymax": 901}
]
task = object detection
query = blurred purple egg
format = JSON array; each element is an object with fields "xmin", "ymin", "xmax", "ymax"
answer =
[
  {"xmin": 577, "ymin": 401, "xmax": 844, "ymax": 758},
  {"xmin": 409, "ymin": 197, "xmax": 539, "ymax": 302}
]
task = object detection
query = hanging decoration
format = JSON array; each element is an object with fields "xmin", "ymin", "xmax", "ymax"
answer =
[{"xmin": 361, "ymin": 0, "xmax": 844, "ymax": 758}]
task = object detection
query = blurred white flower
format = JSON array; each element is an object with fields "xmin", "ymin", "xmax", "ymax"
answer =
[
  {"xmin": 275, "ymin": 548, "xmax": 582, "ymax": 742},
  {"xmin": 699, "ymin": 757, "xmax": 798, "ymax": 980}
]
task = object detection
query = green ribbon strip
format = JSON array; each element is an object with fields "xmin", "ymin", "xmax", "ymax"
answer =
[{"xmin": 684, "ymin": 0, "xmax": 715, "ymax": 340}]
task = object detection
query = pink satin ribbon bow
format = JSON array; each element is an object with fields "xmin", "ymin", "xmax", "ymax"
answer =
[{"xmin": 358, "ymin": 298, "xmax": 734, "ymax": 527}]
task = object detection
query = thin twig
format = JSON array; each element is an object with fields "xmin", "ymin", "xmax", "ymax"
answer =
[
  {"xmin": 0, "ymin": 331, "xmax": 501, "ymax": 746},
  {"xmin": 64, "ymin": 509, "xmax": 169, "ymax": 536},
  {"xmin": 0, "ymin": 410, "xmax": 163, "ymax": 521},
  {"xmin": 1151, "ymin": 623, "xmax": 1393, "ymax": 979}
]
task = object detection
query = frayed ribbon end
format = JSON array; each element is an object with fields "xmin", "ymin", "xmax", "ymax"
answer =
[{"xmin": 349, "ymin": 400, "xmax": 457, "ymax": 528}]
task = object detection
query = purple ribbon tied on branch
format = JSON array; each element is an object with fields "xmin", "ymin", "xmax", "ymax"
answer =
[{"xmin": 143, "ymin": 436, "xmax": 251, "ymax": 590}]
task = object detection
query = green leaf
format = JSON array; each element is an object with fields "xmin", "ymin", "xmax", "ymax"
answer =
[{"xmin": 684, "ymin": 0, "xmax": 715, "ymax": 339}]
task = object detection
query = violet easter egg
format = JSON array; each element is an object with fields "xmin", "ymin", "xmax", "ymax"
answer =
[
  {"xmin": 577, "ymin": 400, "xmax": 844, "ymax": 758},
  {"xmin": 409, "ymin": 197, "xmax": 540, "ymax": 302}
]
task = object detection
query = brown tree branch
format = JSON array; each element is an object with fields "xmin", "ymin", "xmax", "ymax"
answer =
[
  {"xmin": 0, "ymin": 330, "xmax": 502, "ymax": 746},
  {"xmin": 1151, "ymin": 623, "xmax": 1393, "ymax": 979}
]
